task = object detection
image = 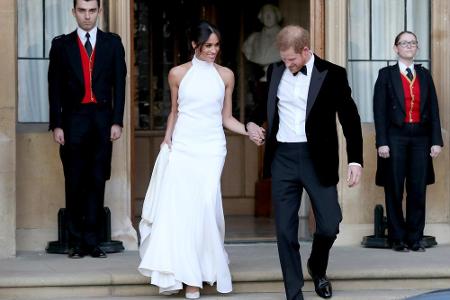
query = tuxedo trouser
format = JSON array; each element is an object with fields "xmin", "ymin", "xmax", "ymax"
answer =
[
  {"xmin": 384, "ymin": 123, "xmax": 429, "ymax": 245},
  {"xmin": 271, "ymin": 142, "xmax": 342, "ymax": 300},
  {"xmin": 60, "ymin": 104, "xmax": 113, "ymax": 249}
]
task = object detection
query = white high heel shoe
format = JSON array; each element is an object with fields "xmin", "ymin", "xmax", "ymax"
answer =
[
  {"xmin": 185, "ymin": 290, "xmax": 200, "ymax": 299},
  {"xmin": 161, "ymin": 290, "xmax": 179, "ymax": 295}
]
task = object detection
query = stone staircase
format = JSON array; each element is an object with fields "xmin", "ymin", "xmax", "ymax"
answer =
[
  {"xmin": 51, "ymin": 291, "xmax": 435, "ymax": 300},
  {"xmin": 1, "ymin": 243, "xmax": 449, "ymax": 300}
]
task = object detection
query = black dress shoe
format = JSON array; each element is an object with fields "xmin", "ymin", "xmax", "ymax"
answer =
[
  {"xmin": 90, "ymin": 246, "xmax": 107, "ymax": 258},
  {"xmin": 392, "ymin": 241, "xmax": 409, "ymax": 252},
  {"xmin": 307, "ymin": 260, "xmax": 332, "ymax": 299},
  {"xmin": 68, "ymin": 247, "xmax": 85, "ymax": 259},
  {"xmin": 409, "ymin": 241, "xmax": 426, "ymax": 252}
]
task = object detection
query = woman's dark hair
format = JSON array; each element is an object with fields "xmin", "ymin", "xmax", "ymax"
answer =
[
  {"xmin": 189, "ymin": 20, "xmax": 221, "ymax": 50},
  {"xmin": 394, "ymin": 31, "xmax": 418, "ymax": 45}
]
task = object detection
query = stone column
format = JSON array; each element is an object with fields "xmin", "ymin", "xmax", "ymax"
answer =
[
  {"xmin": 430, "ymin": 0, "xmax": 450, "ymax": 243},
  {"xmin": 325, "ymin": 0, "xmax": 380, "ymax": 245},
  {"xmin": 105, "ymin": 0, "xmax": 138, "ymax": 250},
  {"xmin": 0, "ymin": 0, "xmax": 16, "ymax": 258}
]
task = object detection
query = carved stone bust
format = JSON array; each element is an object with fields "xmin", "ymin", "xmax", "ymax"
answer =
[{"xmin": 242, "ymin": 4, "xmax": 282, "ymax": 81}]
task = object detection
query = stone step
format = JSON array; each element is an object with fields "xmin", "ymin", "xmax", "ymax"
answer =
[
  {"xmin": 1, "ymin": 243, "xmax": 449, "ymax": 300},
  {"xmin": 55, "ymin": 290, "xmax": 433, "ymax": 300},
  {"xmin": 0, "ymin": 282, "xmax": 442, "ymax": 300}
]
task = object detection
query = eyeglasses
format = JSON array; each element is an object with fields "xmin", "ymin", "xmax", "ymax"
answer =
[{"xmin": 396, "ymin": 41, "xmax": 418, "ymax": 48}]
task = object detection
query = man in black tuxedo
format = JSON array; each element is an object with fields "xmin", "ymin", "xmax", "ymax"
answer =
[
  {"xmin": 247, "ymin": 25, "xmax": 363, "ymax": 300},
  {"xmin": 373, "ymin": 31, "xmax": 442, "ymax": 253},
  {"xmin": 48, "ymin": 0, "xmax": 126, "ymax": 259}
]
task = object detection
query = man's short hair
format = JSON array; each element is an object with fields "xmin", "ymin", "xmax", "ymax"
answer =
[
  {"xmin": 276, "ymin": 25, "xmax": 310, "ymax": 53},
  {"xmin": 73, "ymin": 0, "xmax": 101, "ymax": 8}
]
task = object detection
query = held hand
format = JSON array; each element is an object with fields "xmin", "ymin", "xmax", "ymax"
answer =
[
  {"xmin": 110, "ymin": 124, "xmax": 122, "ymax": 141},
  {"xmin": 53, "ymin": 128, "xmax": 65, "ymax": 145},
  {"xmin": 347, "ymin": 164, "xmax": 362, "ymax": 188},
  {"xmin": 430, "ymin": 145, "xmax": 442, "ymax": 158},
  {"xmin": 247, "ymin": 122, "xmax": 266, "ymax": 146},
  {"xmin": 377, "ymin": 145, "xmax": 390, "ymax": 158}
]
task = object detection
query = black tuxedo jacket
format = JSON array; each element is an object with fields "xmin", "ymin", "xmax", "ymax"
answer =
[
  {"xmin": 373, "ymin": 64, "xmax": 443, "ymax": 186},
  {"xmin": 48, "ymin": 29, "xmax": 126, "ymax": 130},
  {"xmin": 250, "ymin": 55, "xmax": 363, "ymax": 186}
]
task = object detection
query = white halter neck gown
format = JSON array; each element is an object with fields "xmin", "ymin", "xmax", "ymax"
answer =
[{"xmin": 138, "ymin": 55, "xmax": 232, "ymax": 294}]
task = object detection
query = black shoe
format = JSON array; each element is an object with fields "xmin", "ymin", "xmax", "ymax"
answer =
[
  {"xmin": 307, "ymin": 260, "xmax": 332, "ymax": 299},
  {"xmin": 68, "ymin": 247, "xmax": 85, "ymax": 259},
  {"xmin": 90, "ymin": 246, "xmax": 107, "ymax": 258},
  {"xmin": 392, "ymin": 241, "xmax": 409, "ymax": 252},
  {"xmin": 409, "ymin": 241, "xmax": 426, "ymax": 252}
]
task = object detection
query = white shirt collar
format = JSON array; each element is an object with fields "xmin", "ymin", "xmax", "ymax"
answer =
[
  {"xmin": 77, "ymin": 27, "xmax": 98, "ymax": 48},
  {"xmin": 398, "ymin": 61, "xmax": 415, "ymax": 76},
  {"xmin": 304, "ymin": 52, "xmax": 315, "ymax": 76}
]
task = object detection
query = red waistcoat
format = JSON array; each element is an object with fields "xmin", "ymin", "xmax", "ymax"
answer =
[
  {"xmin": 77, "ymin": 36, "xmax": 97, "ymax": 104},
  {"xmin": 401, "ymin": 73, "xmax": 421, "ymax": 123}
]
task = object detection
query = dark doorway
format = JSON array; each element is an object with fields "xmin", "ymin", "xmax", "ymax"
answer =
[{"xmin": 132, "ymin": 0, "xmax": 314, "ymax": 242}]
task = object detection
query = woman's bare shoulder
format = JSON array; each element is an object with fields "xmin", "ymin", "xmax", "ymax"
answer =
[
  {"xmin": 168, "ymin": 62, "xmax": 192, "ymax": 84},
  {"xmin": 215, "ymin": 64, "xmax": 234, "ymax": 84}
]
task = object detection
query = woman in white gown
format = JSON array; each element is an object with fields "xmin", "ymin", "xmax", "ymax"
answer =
[{"xmin": 138, "ymin": 21, "xmax": 258, "ymax": 299}]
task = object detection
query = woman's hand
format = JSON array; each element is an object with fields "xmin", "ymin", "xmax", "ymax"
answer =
[
  {"xmin": 161, "ymin": 137, "xmax": 172, "ymax": 150},
  {"xmin": 247, "ymin": 122, "xmax": 266, "ymax": 146}
]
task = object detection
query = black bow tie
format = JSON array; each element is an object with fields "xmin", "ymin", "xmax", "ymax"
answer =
[{"xmin": 293, "ymin": 65, "xmax": 307, "ymax": 76}]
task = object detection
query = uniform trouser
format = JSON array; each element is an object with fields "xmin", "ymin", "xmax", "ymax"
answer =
[
  {"xmin": 384, "ymin": 123, "xmax": 429, "ymax": 245},
  {"xmin": 271, "ymin": 142, "xmax": 342, "ymax": 300},
  {"xmin": 60, "ymin": 105, "xmax": 113, "ymax": 249}
]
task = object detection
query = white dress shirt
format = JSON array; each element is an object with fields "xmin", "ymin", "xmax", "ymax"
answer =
[
  {"xmin": 276, "ymin": 54, "xmax": 315, "ymax": 142},
  {"xmin": 77, "ymin": 27, "xmax": 98, "ymax": 49},
  {"xmin": 398, "ymin": 61, "xmax": 415, "ymax": 78}
]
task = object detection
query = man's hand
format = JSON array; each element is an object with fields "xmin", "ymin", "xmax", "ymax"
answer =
[
  {"xmin": 377, "ymin": 145, "xmax": 390, "ymax": 158},
  {"xmin": 110, "ymin": 124, "xmax": 122, "ymax": 141},
  {"xmin": 430, "ymin": 145, "xmax": 442, "ymax": 158},
  {"xmin": 53, "ymin": 128, "xmax": 65, "ymax": 145},
  {"xmin": 347, "ymin": 164, "xmax": 362, "ymax": 188},
  {"xmin": 247, "ymin": 122, "xmax": 266, "ymax": 146}
]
